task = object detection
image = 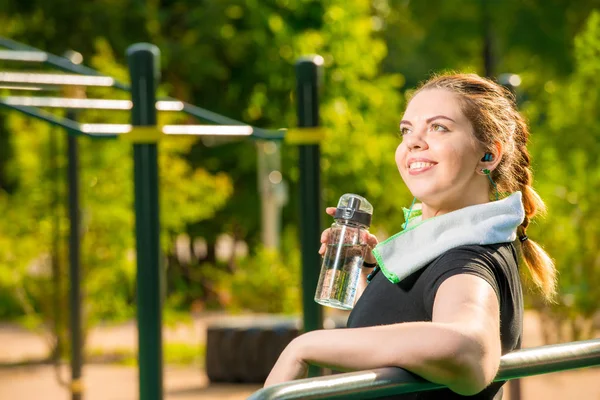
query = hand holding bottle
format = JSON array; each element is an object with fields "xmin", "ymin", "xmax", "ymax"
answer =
[
  {"xmin": 314, "ymin": 194, "xmax": 377, "ymax": 310},
  {"xmin": 318, "ymin": 207, "xmax": 379, "ymax": 264}
]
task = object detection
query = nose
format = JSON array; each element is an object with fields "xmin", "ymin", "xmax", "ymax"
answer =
[{"xmin": 403, "ymin": 128, "xmax": 428, "ymax": 151}]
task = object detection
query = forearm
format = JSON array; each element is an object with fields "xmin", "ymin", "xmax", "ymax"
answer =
[{"xmin": 296, "ymin": 322, "xmax": 493, "ymax": 394}]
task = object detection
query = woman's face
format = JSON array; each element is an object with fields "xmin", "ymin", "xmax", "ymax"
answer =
[{"xmin": 396, "ymin": 88, "xmax": 489, "ymax": 215}]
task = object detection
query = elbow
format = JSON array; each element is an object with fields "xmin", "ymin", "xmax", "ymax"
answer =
[{"xmin": 443, "ymin": 333, "xmax": 500, "ymax": 396}]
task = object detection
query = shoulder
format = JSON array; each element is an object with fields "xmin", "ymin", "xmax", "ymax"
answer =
[
  {"xmin": 433, "ymin": 243, "xmax": 517, "ymax": 268},
  {"xmin": 426, "ymin": 243, "xmax": 518, "ymax": 282},
  {"xmin": 422, "ymin": 243, "xmax": 518, "ymax": 313}
]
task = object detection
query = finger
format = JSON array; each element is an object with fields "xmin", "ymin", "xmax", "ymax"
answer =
[
  {"xmin": 325, "ymin": 207, "xmax": 336, "ymax": 216},
  {"xmin": 320, "ymin": 228, "xmax": 330, "ymax": 243},
  {"xmin": 318, "ymin": 243, "xmax": 326, "ymax": 255},
  {"xmin": 367, "ymin": 233, "xmax": 379, "ymax": 248}
]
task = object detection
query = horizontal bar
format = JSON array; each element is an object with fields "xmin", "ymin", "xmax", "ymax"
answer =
[
  {"xmin": 80, "ymin": 123, "xmax": 131, "ymax": 134},
  {"xmin": 0, "ymin": 37, "xmax": 283, "ymax": 136},
  {"xmin": 0, "ymin": 37, "xmax": 285, "ymax": 138},
  {"xmin": 180, "ymin": 102, "xmax": 246, "ymax": 126},
  {"xmin": 0, "ymin": 101, "xmax": 86, "ymax": 136},
  {"xmin": 0, "ymin": 72, "xmax": 114, "ymax": 87},
  {"xmin": 248, "ymin": 338, "xmax": 600, "ymax": 400},
  {"xmin": 1, "ymin": 96, "xmax": 184, "ymax": 111},
  {"xmin": 156, "ymin": 100, "xmax": 184, "ymax": 111},
  {"xmin": 163, "ymin": 124, "xmax": 253, "ymax": 136},
  {"xmin": 79, "ymin": 123, "xmax": 256, "ymax": 137},
  {"xmin": 0, "ymin": 37, "xmax": 130, "ymax": 91},
  {"xmin": 496, "ymin": 337, "xmax": 600, "ymax": 380},
  {"xmin": 0, "ymin": 99, "xmax": 281, "ymax": 141},
  {"xmin": 0, "ymin": 50, "xmax": 48, "ymax": 62},
  {"xmin": 178, "ymin": 101, "xmax": 283, "ymax": 139},
  {"xmin": 0, "ymin": 84, "xmax": 44, "ymax": 91},
  {"xmin": 3, "ymin": 96, "xmax": 132, "ymax": 109}
]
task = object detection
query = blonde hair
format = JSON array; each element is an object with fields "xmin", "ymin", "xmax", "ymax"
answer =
[{"xmin": 414, "ymin": 73, "xmax": 557, "ymax": 302}]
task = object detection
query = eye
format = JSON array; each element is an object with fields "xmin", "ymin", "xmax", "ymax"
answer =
[
  {"xmin": 399, "ymin": 126, "xmax": 411, "ymax": 136},
  {"xmin": 431, "ymin": 123, "xmax": 449, "ymax": 132}
]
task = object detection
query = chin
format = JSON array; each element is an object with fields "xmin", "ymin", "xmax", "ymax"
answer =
[
  {"xmin": 406, "ymin": 185, "xmax": 438, "ymax": 202},
  {"xmin": 409, "ymin": 190, "xmax": 456, "ymax": 211}
]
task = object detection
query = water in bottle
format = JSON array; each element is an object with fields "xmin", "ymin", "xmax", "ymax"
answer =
[{"xmin": 315, "ymin": 194, "xmax": 373, "ymax": 310}]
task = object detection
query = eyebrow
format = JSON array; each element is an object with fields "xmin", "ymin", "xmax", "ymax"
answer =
[{"xmin": 399, "ymin": 115, "xmax": 456, "ymax": 126}]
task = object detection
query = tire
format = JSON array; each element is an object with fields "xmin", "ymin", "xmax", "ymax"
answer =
[
  {"xmin": 206, "ymin": 317, "xmax": 300, "ymax": 383},
  {"xmin": 205, "ymin": 314, "xmax": 346, "ymax": 383}
]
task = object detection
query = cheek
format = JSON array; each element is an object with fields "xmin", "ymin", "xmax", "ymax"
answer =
[
  {"xmin": 438, "ymin": 142, "xmax": 477, "ymax": 177},
  {"xmin": 395, "ymin": 143, "xmax": 406, "ymax": 172}
]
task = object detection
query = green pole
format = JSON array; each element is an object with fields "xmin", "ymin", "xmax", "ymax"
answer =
[
  {"xmin": 295, "ymin": 57, "xmax": 324, "ymax": 378},
  {"xmin": 63, "ymin": 49, "xmax": 85, "ymax": 400},
  {"xmin": 49, "ymin": 124, "xmax": 64, "ymax": 366},
  {"xmin": 66, "ymin": 110, "xmax": 83, "ymax": 400},
  {"xmin": 127, "ymin": 43, "xmax": 163, "ymax": 400}
]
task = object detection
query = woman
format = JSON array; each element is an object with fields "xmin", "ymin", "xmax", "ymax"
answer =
[{"xmin": 264, "ymin": 73, "xmax": 557, "ymax": 399}]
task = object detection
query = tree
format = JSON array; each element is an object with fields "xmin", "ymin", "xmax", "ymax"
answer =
[{"xmin": 522, "ymin": 11, "xmax": 600, "ymax": 341}]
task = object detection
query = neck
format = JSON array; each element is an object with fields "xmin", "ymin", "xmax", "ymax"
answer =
[{"xmin": 420, "ymin": 188, "xmax": 491, "ymax": 220}]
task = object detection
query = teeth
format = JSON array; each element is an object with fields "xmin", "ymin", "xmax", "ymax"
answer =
[{"xmin": 409, "ymin": 162, "xmax": 435, "ymax": 170}]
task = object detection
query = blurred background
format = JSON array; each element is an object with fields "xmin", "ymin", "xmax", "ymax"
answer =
[{"xmin": 0, "ymin": 0, "xmax": 599, "ymax": 399}]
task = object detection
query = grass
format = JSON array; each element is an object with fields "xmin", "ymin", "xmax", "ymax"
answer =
[{"xmin": 87, "ymin": 342, "xmax": 206, "ymax": 367}]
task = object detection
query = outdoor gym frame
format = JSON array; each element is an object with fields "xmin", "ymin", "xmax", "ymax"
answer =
[{"xmin": 0, "ymin": 37, "xmax": 325, "ymax": 400}]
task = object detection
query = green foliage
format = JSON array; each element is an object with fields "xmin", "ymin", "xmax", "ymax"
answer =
[
  {"xmin": 522, "ymin": 11, "xmax": 600, "ymax": 340},
  {"xmin": 218, "ymin": 228, "xmax": 301, "ymax": 314},
  {"xmin": 163, "ymin": 342, "xmax": 205, "ymax": 366},
  {"xmin": 87, "ymin": 342, "xmax": 204, "ymax": 366}
]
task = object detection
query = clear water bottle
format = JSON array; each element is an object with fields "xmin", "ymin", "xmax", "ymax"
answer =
[{"xmin": 315, "ymin": 194, "xmax": 373, "ymax": 310}]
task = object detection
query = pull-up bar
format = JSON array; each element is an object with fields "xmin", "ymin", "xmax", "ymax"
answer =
[
  {"xmin": 0, "ymin": 98, "xmax": 287, "ymax": 140},
  {"xmin": 0, "ymin": 49, "xmax": 48, "ymax": 62},
  {"xmin": 0, "ymin": 38, "xmax": 130, "ymax": 91},
  {"xmin": 79, "ymin": 123, "xmax": 256, "ymax": 137},
  {"xmin": 0, "ymin": 37, "xmax": 280, "ymax": 136},
  {"xmin": 0, "ymin": 71, "xmax": 115, "ymax": 86},
  {"xmin": 1, "ymin": 96, "xmax": 184, "ymax": 111}
]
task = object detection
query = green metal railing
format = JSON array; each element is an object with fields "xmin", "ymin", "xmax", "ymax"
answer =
[{"xmin": 249, "ymin": 338, "xmax": 600, "ymax": 399}]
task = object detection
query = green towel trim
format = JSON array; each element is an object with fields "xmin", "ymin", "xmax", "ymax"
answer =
[{"xmin": 372, "ymin": 205, "xmax": 436, "ymax": 284}]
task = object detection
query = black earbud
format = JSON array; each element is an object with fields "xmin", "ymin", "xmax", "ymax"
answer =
[{"xmin": 481, "ymin": 153, "xmax": 493, "ymax": 162}]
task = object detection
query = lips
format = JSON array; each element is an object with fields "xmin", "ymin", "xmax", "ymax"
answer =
[
  {"xmin": 407, "ymin": 158, "xmax": 437, "ymax": 171},
  {"xmin": 409, "ymin": 162, "xmax": 436, "ymax": 170}
]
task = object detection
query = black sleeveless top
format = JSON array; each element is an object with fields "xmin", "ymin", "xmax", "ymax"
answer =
[{"xmin": 346, "ymin": 243, "xmax": 523, "ymax": 399}]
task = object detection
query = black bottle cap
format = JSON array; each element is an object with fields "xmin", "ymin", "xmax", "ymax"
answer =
[{"xmin": 334, "ymin": 196, "xmax": 372, "ymax": 227}]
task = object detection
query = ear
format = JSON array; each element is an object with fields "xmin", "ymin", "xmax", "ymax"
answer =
[{"xmin": 478, "ymin": 141, "xmax": 503, "ymax": 173}]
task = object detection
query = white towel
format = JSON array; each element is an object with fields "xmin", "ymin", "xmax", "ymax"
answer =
[{"xmin": 372, "ymin": 192, "xmax": 525, "ymax": 284}]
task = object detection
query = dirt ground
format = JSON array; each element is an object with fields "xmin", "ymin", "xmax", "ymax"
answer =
[{"xmin": 0, "ymin": 311, "xmax": 598, "ymax": 400}]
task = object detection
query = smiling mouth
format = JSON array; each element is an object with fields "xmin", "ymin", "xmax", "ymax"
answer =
[{"xmin": 408, "ymin": 162, "xmax": 437, "ymax": 171}]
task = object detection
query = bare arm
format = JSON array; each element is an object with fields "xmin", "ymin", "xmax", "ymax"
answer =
[{"xmin": 265, "ymin": 274, "xmax": 502, "ymax": 395}]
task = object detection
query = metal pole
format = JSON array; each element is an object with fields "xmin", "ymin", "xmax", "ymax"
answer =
[
  {"xmin": 66, "ymin": 109, "xmax": 83, "ymax": 400},
  {"xmin": 49, "ymin": 122, "xmax": 63, "ymax": 364},
  {"xmin": 127, "ymin": 43, "xmax": 163, "ymax": 400},
  {"xmin": 295, "ymin": 57, "xmax": 324, "ymax": 377},
  {"xmin": 482, "ymin": 0, "xmax": 494, "ymax": 78},
  {"xmin": 63, "ymin": 49, "xmax": 85, "ymax": 400},
  {"xmin": 248, "ymin": 338, "xmax": 600, "ymax": 400}
]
